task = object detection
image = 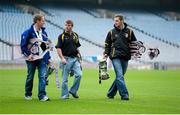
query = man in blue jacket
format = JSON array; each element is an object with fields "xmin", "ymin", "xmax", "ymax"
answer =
[{"xmin": 21, "ymin": 14, "xmax": 50, "ymax": 101}]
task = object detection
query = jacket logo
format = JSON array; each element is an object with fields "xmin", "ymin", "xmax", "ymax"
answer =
[
  {"xmin": 115, "ymin": 34, "xmax": 118, "ymax": 38},
  {"xmin": 125, "ymin": 33, "xmax": 128, "ymax": 38},
  {"xmin": 22, "ymin": 35, "xmax": 25, "ymax": 39},
  {"xmin": 32, "ymin": 33, "xmax": 36, "ymax": 36}
]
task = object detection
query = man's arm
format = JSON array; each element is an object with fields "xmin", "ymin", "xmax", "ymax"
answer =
[
  {"xmin": 57, "ymin": 48, "xmax": 67, "ymax": 64},
  {"xmin": 55, "ymin": 35, "xmax": 67, "ymax": 64},
  {"xmin": 74, "ymin": 33, "xmax": 81, "ymax": 59},
  {"xmin": 21, "ymin": 30, "xmax": 33, "ymax": 61},
  {"xmin": 57, "ymin": 48, "xmax": 64, "ymax": 60},
  {"xmin": 103, "ymin": 31, "xmax": 112, "ymax": 59},
  {"xmin": 131, "ymin": 31, "xmax": 137, "ymax": 41}
]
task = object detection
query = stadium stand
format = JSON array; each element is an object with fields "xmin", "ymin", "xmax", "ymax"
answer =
[
  {"xmin": 112, "ymin": 10, "xmax": 180, "ymax": 44},
  {"xmin": 0, "ymin": 3, "xmax": 180, "ymax": 69}
]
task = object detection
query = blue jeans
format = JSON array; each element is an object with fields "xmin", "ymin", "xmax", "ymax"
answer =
[
  {"xmin": 25, "ymin": 59, "xmax": 48, "ymax": 100},
  {"xmin": 60, "ymin": 57, "xmax": 82, "ymax": 99},
  {"xmin": 107, "ymin": 58, "xmax": 129, "ymax": 98}
]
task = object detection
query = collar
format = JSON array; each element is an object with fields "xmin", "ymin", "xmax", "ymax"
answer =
[
  {"xmin": 114, "ymin": 23, "xmax": 127, "ymax": 31},
  {"xmin": 63, "ymin": 30, "xmax": 73, "ymax": 36},
  {"xmin": 30, "ymin": 24, "xmax": 45, "ymax": 32},
  {"xmin": 33, "ymin": 25, "xmax": 42, "ymax": 33},
  {"xmin": 33, "ymin": 25, "xmax": 43, "ymax": 40}
]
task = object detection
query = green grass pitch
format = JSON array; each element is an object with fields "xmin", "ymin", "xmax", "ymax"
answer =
[{"xmin": 0, "ymin": 69, "xmax": 180, "ymax": 114}]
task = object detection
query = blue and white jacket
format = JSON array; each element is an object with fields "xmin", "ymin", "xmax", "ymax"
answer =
[{"xmin": 21, "ymin": 24, "xmax": 50, "ymax": 64}]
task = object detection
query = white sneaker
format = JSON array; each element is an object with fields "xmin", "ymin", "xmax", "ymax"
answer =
[
  {"xmin": 61, "ymin": 97, "xmax": 69, "ymax": 100},
  {"xmin": 25, "ymin": 96, "xmax": 32, "ymax": 100},
  {"xmin": 40, "ymin": 96, "xmax": 50, "ymax": 101},
  {"xmin": 61, "ymin": 95, "xmax": 69, "ymax": 100}
]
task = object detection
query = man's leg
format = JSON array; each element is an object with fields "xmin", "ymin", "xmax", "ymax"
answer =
[
  {"xmin": 111, "ymin": 58, "xmax": 129, "ymax": 98},
  {"xmin": 69, "ymin": 58, "xmax": 82, "ymax": 97},
  {"xmin": 107, "ymin": 80, "xmax": 117, "ymax": 98},
  {"xmin": 107, "ymin": 58, "xmax": 128, "ymax": 98},
  {"xmin": 121, "ymin": 59, "xmax": 128, "ymax": 75},
  {"xmin": 61, "ymin": 58, "xmax": 71, "ymax": 99},
  {"xmin": 25, "ymin": 61, "xmax": 36, "ymax": 97},
  {"xmin": 107, "ymin": 59, "xmax": 120, "ymax": 98},
  {"xmin": 37, "ymin": 59, "xmax": 48, "ymax": 100}
]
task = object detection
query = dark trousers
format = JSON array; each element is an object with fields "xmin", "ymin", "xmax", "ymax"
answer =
[{"xmin": 25, "ymin": 59, "xmax": 48, "ymax": 100}]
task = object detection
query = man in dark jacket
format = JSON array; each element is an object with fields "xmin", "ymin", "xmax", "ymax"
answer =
[
  {"xmin": 21, "ymin": 14, "xmax": 50, "ymax": 101},
  {"xmin": 103, "ymin": 14, "xmax": 137, "ymax": 100}
]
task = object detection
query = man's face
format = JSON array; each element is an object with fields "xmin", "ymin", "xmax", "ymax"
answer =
[
  {"xmin": 114, "ymin": 17, "xmax": 123, "ymax": 28},
  {"xmin": 65, "ymin": 23, "xmax": 73, "ymax": 32},
  {"xmin": 37, "ymin": 17, "xmax": 45, "ymax": 28}
]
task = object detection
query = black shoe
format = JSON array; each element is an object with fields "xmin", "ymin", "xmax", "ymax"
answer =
[
  {"xmin": 69, "ymin": 91, "xmax": 79, "ymax": 98},
  {"xmin": 69, "ymin": 70, "xmax": 74, "ymax": 77},
  {"xmin": 121, "ymin": 96, "xmax": 129, "ymax": 101},
  {"xmin": 107, "ymin": 96, "xmax": 114, "ymax": 99},
  {"xmin": 45, "ymin": 79, "xmax": 49, "ymax": 85}
]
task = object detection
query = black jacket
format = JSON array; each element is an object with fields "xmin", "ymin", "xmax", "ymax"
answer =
[{"xmin": 104, "ymin": 23, "xmax": 137, "ymax": 60}]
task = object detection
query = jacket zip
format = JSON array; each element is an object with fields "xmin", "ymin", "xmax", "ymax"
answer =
[{"xmin": 112, "ymin": 47, "xmax": 115, "ymax": 57}]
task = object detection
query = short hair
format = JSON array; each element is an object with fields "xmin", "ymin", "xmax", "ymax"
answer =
[
  {"xmin": 65, "ymin": 19, "xmax": 74, "ymax": 26},
  {"xmin": 33, "ymin": 14, "xmax": 44, "ymax": 24},
  {"xmin": 114, "ymin": 14, "xmax": 124, "ymax": 20}
]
